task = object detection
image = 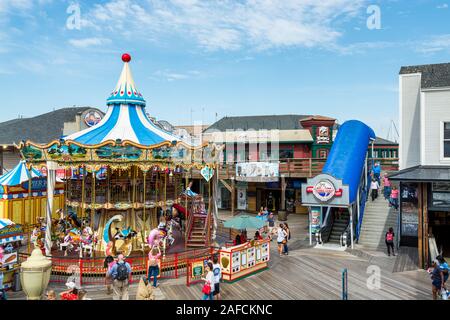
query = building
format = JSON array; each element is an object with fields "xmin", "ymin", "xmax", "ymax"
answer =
[
  {"xmin": 200, "ymin": 114, "xmax": 337, "ymax": 214},
  {"xmin": 390, "ymin": 62, "xmax": 450, "ymax": 268},
  {"xmin": 0, "ymin": 107, "xmax": 104, "ymax": 174},
  {"xmin": 371, "ymin": 137, "xmax": 399, "ymax": 171}
]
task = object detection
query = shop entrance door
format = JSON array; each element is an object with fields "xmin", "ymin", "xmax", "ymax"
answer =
[
  {"xmin": 429, "ymin": 211, "xmax": 450, "ymax": 259},
  {"xmin": 262, "ymin": 190, "xmax": 280, "ymax": 212}
]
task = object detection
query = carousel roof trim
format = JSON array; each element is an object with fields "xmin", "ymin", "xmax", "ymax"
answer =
[
  {"xmin": 0, "ymin": 161, "xmax": 42, "ymax": 186},
  {"xmin": 62, "ymin": 53, "xmax": 198, "ymax": 149}
]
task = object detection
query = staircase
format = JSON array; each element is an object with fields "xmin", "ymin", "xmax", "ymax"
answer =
[
  {"xmin": 358, "ymin": 195, "xmax": 398, "ymax": 250},
  {"xmin": 328, "ymin": 211, "xmax": 350, "ymax": 244},
  {"xmin": 186, "ymin": 214, "xmax": 209, "ymax": 248}
]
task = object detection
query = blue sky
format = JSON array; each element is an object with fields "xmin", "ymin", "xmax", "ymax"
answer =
[{"xmin": 1, "ymin": 0, "xmax": 450, "ymax": 139}]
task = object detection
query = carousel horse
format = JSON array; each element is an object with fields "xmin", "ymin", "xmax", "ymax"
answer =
[
  {"xmin": 103, "ymin": 215, "xmax": 137, "ymax": 257},
  {"xmin": 59, "ymin": 228, "xmax": 82, "ymax": 256},
  {"xmin": 79, "ymin": 226, "xmax": 96, "ymax": 257}
]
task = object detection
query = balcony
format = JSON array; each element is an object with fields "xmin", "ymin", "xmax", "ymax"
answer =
[{"xmin": 190, "ymin": 157, "xmax": 399, "ymax": 180}]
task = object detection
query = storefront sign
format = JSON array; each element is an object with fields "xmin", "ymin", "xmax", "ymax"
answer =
[
  {"xmin": 316, "ymin": 126, "xmax": 330, "ymax": 144},
  {"xmin": 0, "ymin": 252, "xmax": 17, "ymax": 267},
  {"xmin": 302, "ymin": 174, "xmax": 349, "ymax": 206},
  {"xmin": 83, "ymin": 110, "xmax": 103, "ymax": 127},
  {"xmin": 0, "ymin": 225, "xmax": 23, "ymax": 238},
  {"xmin": 236, "ymin": 162, "xmax": 279, "ymax": 182},
  {"xmin": 22, "ymin": 178, "xmax": 47, "ymax": 191},
  {"xmin": 308, "ymin": 180, "xmax": 341, "ymax": 202},
  {"xmin": 310, "ymin": 207, "xmax": 322, "ymax": 234},
  {"xmin": 191, "ymin": 261, "xmax": 204, "ymax": 277}
]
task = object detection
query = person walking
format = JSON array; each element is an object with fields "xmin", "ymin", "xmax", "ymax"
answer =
[
  {"xmin": 382, "ymin": 173, "xmax": 391, "ymax": 200},
  {"xmin": 370, "ymin": 178, "xmax": 380, "ymax": 201},
  {"xmin": 267, "ymin": 213, "xmax": 275, "ymax": 240},
  {"xmin": 372, "ymin": 162, "xmax": 381, "ymax": 185},
  {"xmin": 385, "ymin": 227, "xmax": 395, "ymax": 256},
  {"xmin": 430, "ymin": 259, "xmax": 445, "ymax": 300},
  {"xmin": 390, "ymin": 186, "xmax": 399, "ymax": 210},
  {"xmin": 148, "ymin": 245, "xmax": 161, "ymax": 288},
  {"xmin": 277, "ymin": 224, "xmax": 287, "ymax": 257},
  {"xmin": 110, "ymin": 254, "xmax": 132, "ymax": 300},
  {"xmin": 104, "ymin": 255, "xmax": 115, "ymax": 295},
  {"xmin": 437, "ymin": 255, "xmax": 449, "ymax": 293},
  {"xmin": 283, "ymin": 223, "xmax": 291, "ymax": 255},
  {"xmin": 212, "ymin": 255, "xmax": 222, "ymax": 300},
  {"xmin": 201, "ymin": 262, "xmax": 215, "ymax": 300}
]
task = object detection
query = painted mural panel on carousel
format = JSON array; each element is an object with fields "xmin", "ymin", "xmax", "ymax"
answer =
[
  {"xmin": 47, "ymin": 143, "xmax": 88, "ymax": 161},
  {"xmin": 95, "ymin": 144, "xmax": 143, "ymax": 160},
  {"xmin": 21, "ymin": 145, "xmax": 44, "ymax": 161}
]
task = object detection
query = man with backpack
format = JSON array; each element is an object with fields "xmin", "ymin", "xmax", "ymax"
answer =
[
  {"xmin": 385, "ymin": 227, "xmax": 395, "ymax": 257},
  {"xmin": 110, "ymin": 253, "xmax": 132, "ymax": 300}
]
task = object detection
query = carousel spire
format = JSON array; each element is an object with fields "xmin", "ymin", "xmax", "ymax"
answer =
[{"xmin": 106, "ymin": 53, "xmax": 146, "ymax": 107}]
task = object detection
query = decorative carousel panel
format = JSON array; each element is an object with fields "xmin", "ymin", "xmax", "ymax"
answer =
[
  {"xmin": 171, "ymin": 145, "xmax": 192, "ymax": 165},
  {"xmin": 113, "ymin": 202, "xmax": 133, "ymax": 210},
  {"xmin": 21, "ymin": 145, "xmax": 44, "ymax": 161},
  {"xmin": 47, "ymin": 143, "xmax": 88, "ymax": 162},
  {"xmin": 94, "ymin": 144, "xmax": 143, "ymax": 161},
  {"xmin": 151, "ymin": 146, "xmax": 172, "ymax": 160},
  {"xmin": 203, "ymin": 144, "xmax": 222, "ymax": 164}
]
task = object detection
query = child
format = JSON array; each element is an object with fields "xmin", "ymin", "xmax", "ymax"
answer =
[{"xmin": 46, "ymin": 290, "xmax": 57, "ymax": 300}]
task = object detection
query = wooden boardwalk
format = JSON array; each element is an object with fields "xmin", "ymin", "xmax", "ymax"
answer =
[{"xmin": 8, "ymin": 212, "xmax": 432, "ymax": 300}]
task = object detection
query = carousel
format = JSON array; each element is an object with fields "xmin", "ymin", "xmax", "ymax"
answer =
[{"xmin": 18, "ymin": 53, "xmax": 221, "ymax": 259}]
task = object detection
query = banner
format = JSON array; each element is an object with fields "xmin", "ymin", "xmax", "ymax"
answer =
[
  {"xmin": 237, "ymin": 188, "xmax": 247, "ymax": 210},
  {"xmin": 310, "ymin": 207, "xmax": 322, "ymax": 234},
  {"xmin": 235, "ymin": 162, "xmax": 279, "ymax": 182}
]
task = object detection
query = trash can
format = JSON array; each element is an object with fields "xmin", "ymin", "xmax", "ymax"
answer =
[
  {"xmin": 13, "ymin": 271, "xmax": 21, "ymax": 292},
  {"xmin": 278, "ymin": 211, "xmax": 287, "ymax": 221}
]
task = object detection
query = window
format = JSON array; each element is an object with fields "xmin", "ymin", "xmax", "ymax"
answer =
[
  {"xmin": 318, "ymin": 149, "xmax": 328, "ymax": 158},
  {"xmin": 443, "ymin": 122, "xmax": 450, "ymax": 158},
  {"xmin": 279, "ymin": 146, "xmax": 294, "ymax": 159}
]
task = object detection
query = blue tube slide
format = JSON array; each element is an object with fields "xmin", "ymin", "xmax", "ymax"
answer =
[{"xmin": 321, "ymin": 120, "xmax": 376, "ymax": 204}]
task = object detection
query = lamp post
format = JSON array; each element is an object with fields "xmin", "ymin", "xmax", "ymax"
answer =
[{"xmin": 20, "ymin": 247, "xmax": 52, "ymax": 300}]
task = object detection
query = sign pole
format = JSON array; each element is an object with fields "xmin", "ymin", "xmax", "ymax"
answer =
[
  {"xmin": 342, "ymin": 268, "xmax": 348, "ymax": 300},
  {"xmin": 309, "ymin": 207, "xmax": 312, "ymax": 246}
]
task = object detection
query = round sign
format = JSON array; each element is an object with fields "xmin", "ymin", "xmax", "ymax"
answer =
[
  {"xmin": 312, "ymin": 180, "xmax": 336, "ymax": 202},
  {"xmin": 83, "ymin": 110, "xmax": 103, "ymax": 127}
]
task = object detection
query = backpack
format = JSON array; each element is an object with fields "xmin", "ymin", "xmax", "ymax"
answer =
[
  {"xmin": 386, "ymin": 232, "xmax": 394, "ymax": 242},
  {"xmin": 115, "ymin": 262, "xmax": 129, "ymax": 281}
]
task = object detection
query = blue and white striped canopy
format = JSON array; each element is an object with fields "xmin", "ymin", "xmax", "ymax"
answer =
[
  {"xmin": 65, "ymin": 54, "xmax": 191, "ymax": 147},
  {"xmin": 0, "ymin": 161, "xmax": 42, "ymax": 187},
  {"xmin": 0, "ymin": 218, "xmax": 14, "ymax": 228}
]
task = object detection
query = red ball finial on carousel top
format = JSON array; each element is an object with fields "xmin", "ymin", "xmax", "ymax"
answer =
[{"xmin": 122, "ymin": 53, "xmax": 131, "ymax": 63}]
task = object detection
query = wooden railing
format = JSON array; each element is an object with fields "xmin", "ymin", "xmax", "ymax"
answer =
[{"xmin": 189, "ymin": 158, "xmax": 327, "ymax": 179}]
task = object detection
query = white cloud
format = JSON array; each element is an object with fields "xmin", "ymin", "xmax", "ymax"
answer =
[
  {"xmin": 153, "ymin": 69, "xmax": 202, "ymax": 81},
  {"xmin": 417, "ymin": 34, "xmax": 450, "ymax": 54},
  {"xmin": 68, "ymin": 37, "xmax": 112, "ymax": 48},
  {"xmin": 82, "ymin": 0, "xmax": 367, "ymax": 51},
  {"xmin": 437, "ymin": 3, "xmax": 449, "ymax": 9}
]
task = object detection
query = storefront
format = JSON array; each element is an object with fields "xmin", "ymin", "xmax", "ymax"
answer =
[
  {"xmin": 389, "ymin": 166, "xmax": 450, "ymax": 268},
  {"xmin": 0, "ymin": 219, "xmax": 23, "ymax": 290}
]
